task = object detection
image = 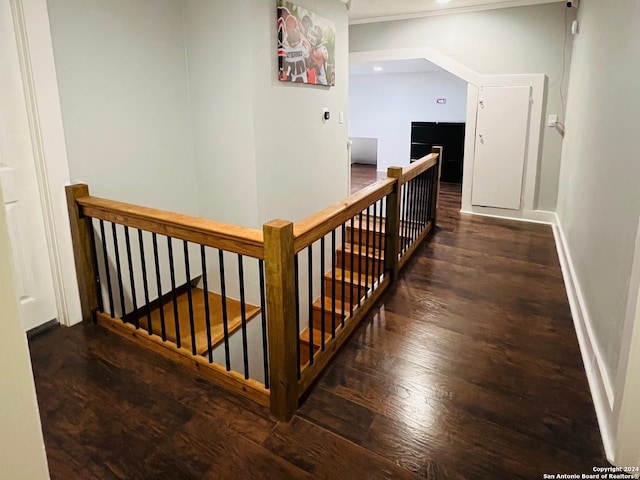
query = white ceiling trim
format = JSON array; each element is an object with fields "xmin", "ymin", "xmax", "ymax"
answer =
[{"xmin": 349, "ymin": 0, "xmax": 564, "ymax": 25}]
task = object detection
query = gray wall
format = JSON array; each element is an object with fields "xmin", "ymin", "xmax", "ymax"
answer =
[
  {"xmin": 556, "ymin": 0, "xmax": 640, "ymax": 384},
  {"xmin": 47, "ymin": 0, "xmax": 199, "ymax": 214},
  {"xmin": 183, "ymin": 0, "xmax": 260, "ymax": 228},
  {"xmin": 251, "ymin": 0, "xmax": 350, "ymax": 225},
  {"xmin": 49, "ymin": 0, "xmax": 349, "ymax": 225},
  {"xmin": 349, "ymin": 2, "xmax": 572, "ymax": 211}
]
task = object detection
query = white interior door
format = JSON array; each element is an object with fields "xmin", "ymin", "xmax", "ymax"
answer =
[
  {"xmin": 1, "ymin": 0, "xmax": 57, "ymax": 331},
  {"xmin": 471, "ymin": 86, "xmax": 531, "ymax": 210}
]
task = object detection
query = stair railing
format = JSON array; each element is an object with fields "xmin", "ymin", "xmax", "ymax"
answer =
[
  {"xmin": 66, "ymin": 147, "xmax": 441, "ymax": 421},
  {"xmin": 65, "ymin": 185, "xmax": 270, "ymax": 407},
  {"xmin": 397, "ymin": 145, "xmax": 442, "ymax": 270}
]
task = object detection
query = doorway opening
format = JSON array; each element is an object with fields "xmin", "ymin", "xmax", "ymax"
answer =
[{"xmin": 348, "ymin": 57, "xmax": 467, "ymax": 211}]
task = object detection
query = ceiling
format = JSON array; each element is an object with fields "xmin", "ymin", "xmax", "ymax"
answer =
[
  {"xmin": 348, "ymin": 0, "xmax": 565, "ymax": 24},
  {"xmin": 349, "ymin": 58, "xmax": 444, "ymax": 76}
]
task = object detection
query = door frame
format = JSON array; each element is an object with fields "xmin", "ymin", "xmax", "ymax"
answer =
[
  {"xmin": 349, "ymin": 47, "xmax": 548, "ymax": 222},
  {"xmin": 10, "ymin": 0, "xmax": 81, "ymax": 327}
]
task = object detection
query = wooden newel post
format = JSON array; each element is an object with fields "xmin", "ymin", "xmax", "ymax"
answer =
[
  {"xmin": 430, "ymin": 146, "xmax": 443, "ymax": 227},
  {"xmin": 65, "ymin": 183, "xmax": 100, "ymax": 322},
  {"xmin": 385, "ymin": 167, "xmax": 403, "ymax": 282},
  {"xmin": 263, "ymin": 219, "xmax": 298, "ymax": 420}
]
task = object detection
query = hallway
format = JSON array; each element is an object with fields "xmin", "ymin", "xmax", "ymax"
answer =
[{"xmin": 28, "ymin": 181, "xmax": 607, "ymax": 479}]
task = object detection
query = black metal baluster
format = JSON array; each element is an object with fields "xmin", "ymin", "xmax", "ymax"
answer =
[
  {"xmin": 406, "ymin": 180, "xmax": 412, "ymax": 244},
  {"xmin": 258, "ymin": 259, "xmax": 269, "ymax": 388},
  {"xmin": 137, "ymin": 230, "xmax": 152, "ymax": 334},
  {"xmin": 89, "ymin": 220, "xmax": 103, "ymax": 317},
  {"xmin": 307, "ymin": 245, "xmax": 314, "ymax": 365},
  {"xmin": 420, "ymin": 172, "xmax": 429, "ymax": 233},
  {"xmin": 407, "ymin": 180, "xmax": 414, "ymax": 247},
  {"xmin": 99, "ymin": 220, "xmax": 114, "ymax": 317},
  {"xmin": 423, "ymin": 170, "xmax": 431, "ymax": 229},
  {"xmin": 377, "ymin": 198, "xmax": 383, "ymax": 281},
  {"xmin": 409, "ymin": 177, "xmax": 420, "ymax": 244},
  {"xmin": 152, "ymin": 234, "xmax": 167, "ymax": 341},
  {"xmin": 411, "ymin": 178, "xmax": 419, "ymax": 242},
  {"xmin": 218, "ymin": 250, "xmax": 231, "ymax": 370},
  {"xmin": 371, "ymin": 201, "xmax": 378, "ymax": 288},
  {"xmin": 111, "ymin": 223, "xmax": 126, "ymax": 319},
  {"xmin": 200, "ymin": 246, "xmax": 213, "ymax": 363},
  {"xmin": 380, "ymin": 198, "xmax": 385, "ymax": 279},
  {"xmin": 429, "ymin": 168, "xmax": 436, "ymax": 222},
  {"xmin": 124, "ymin": 227, "xmax": 139, "ymax": 329},
  {"xmin": 238, "ymin": 254, "xmax": 249, "ymax": 379},
  {"xmin": 402, "ymin": 183, "xmax": 410, "ymax": 254},
  {"xmin": 294, "ymin": 254, "xmax": 301, "ymax": 378},
  {"xmin": 167, "ymin": 237, "xmax": 181, "ymax": 348},
  {"xmin": 331, "ymin": 229, "xmax": 336, "ymax": 338},
  {"xmin": 364, "ymin": 206, "xmax": 371, "ymax": 300},
  {"xmin": 320, "ymin": 236, "xmax": 325, "ymax": 351},
  {"xmin": 417, "ymin": 173, "xmax": 425, "ymax": 232},
  {"xmin": 349, "ymin": 218, "xmax": 355, "ymax": 317},
  {"xmin": 357, "ymin": 211, "xmax": 363, "ymax": 307},
  {"xmin": 340, "ymin": 224, "xmax": 346, "ymax": 328},
  {"xmin": 183, "ymin": 241, "xmax": 196, "ymax": 355}
]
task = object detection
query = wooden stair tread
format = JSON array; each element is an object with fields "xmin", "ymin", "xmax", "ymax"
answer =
[
  {"xmin": 312, "ymin": 296, "xmax": 350, "ymax": 314},
  {"xmin": 349, "ymin": 215, "xmax": 386, "ymax": 233},
  {"xmin": 338, "ymin": 243, "xmax": 385, "ymax": 259},
  {"xmin": 299, "ymin": 327, "xmax": 331, "ymax": 347},
  {"xmin": 324, "ymin": 267, "xmax": 375, "ymax": 286},
  {"xmin": 135, "ymin": 287, "xmax": 260, "ymax": 354},
  {"xmin": 348, "ymin": 216, "xmax": 418, "ymax": 235}
]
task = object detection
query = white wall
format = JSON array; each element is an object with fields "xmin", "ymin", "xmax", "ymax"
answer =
[
  {"xmin": 349, "ymin": 70, "xmax": 467, "ymax": 172},
  {"xmin": 349, "ymin": 2, "xmax": 572, "ymax": 210},
  {"xmin": 555, "ymin": 0, "xmax": 640, "ymax": 460},
  {"xmin": 183, "ymin": 0, "xmax": 260, "ymax": 228},
  {"xmin": 251, "ymin": 0, "xmax": 350, "ymax": 224},
  {"xmin": 46, "ymin": 0, "xmax": 199, "ymax": 215},
  {"xmin": 0, "ymin": 186, "xmax": 50, "ymax": 480},
  {"xmin": 49, "ymin": 0, "xmax": 348, "ymax": 225}
]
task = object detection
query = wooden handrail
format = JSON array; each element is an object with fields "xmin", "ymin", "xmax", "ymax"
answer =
[
  {"xmin": 76, "ymin": 193, "xmax": 264, "ymax": 259},
  {"xmin": 293, "ymin": 177, "xmax": 395, "ymax": 252},
  {"xmin": 399, "ymin": 153, "xmax": 439, "ymax": 185}
]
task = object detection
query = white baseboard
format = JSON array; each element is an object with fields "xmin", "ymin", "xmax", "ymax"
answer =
[
  {"xmin": 460, "ymin": 206, "xmax": 557, "ymax": 225},
  {"xmin": 552, "ymin": 214, "xmax": 615, "ymax": 462}
]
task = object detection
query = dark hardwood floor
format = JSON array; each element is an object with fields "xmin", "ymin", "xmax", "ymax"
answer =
[
  {"xmin": 351, "ymin": 163, "xmax": 387, "ymax": 193},
  {"xmin": 28, "ymin": 171, "xmax": 607, "ymax": 479}
]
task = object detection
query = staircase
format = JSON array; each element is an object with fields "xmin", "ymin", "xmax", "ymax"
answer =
[
  {"xmin": 298, "ymin": 216, "xmax": 394, "ymax": 371},
  {"xmin": 66, "ymin": 148, "xmax": 441, "ymax": 420}
]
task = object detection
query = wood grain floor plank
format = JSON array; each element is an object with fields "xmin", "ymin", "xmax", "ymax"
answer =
[{"xmin": 263, "ymin": 416, "xmax": 418, "ymax": 480}]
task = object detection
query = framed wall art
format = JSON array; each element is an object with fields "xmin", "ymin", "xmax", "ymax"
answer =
[{"xmin": 277, "ymin": 1, "xmax": 335, "ymax": 86}]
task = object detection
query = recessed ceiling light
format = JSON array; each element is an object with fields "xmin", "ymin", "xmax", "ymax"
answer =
[
  {"xmin": 436, "ymin": 0, "xmax": 451, "ymax": 4},
  {"xmin": 372, "ymin": 66, "xmax": 383, "ymax": 72}
]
